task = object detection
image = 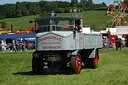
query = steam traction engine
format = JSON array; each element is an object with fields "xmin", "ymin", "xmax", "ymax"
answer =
[{"xmin": 32, "ymin": 16, "xmax": 103, "ymax": 74}]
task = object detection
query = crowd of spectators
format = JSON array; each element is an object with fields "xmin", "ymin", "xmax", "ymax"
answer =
[
  {"xmin": 102, "ymin": 34, "xmax": 128, "ymax": 50},
  {"xmin": 0, "ymin": 39, "xmax": 35, "ymax": 53},
  {"xmin": 1, "ymin": 34, "xmax": 128, "ymax": 53}
]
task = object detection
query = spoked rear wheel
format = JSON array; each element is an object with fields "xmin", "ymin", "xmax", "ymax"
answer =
[
  {"xmin": 92, "ymin": 52, "xmax": 98, "ymax": 68},
  {"xmin": 91, "ymin": 51, "xmax": 99, "ymax": 69},
  {"xmin": 71, "ymin": 53, "xmax": 82, "ymax": 74},
  {"xmin": 94, "ymin": 52, "xmax": 98, "ymax": 67},
  {"xmin": 84, "ymin": 50, "xmax": 99, "ymax": 69}
]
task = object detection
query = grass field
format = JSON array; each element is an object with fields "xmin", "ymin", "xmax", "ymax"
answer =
[
  {"xmin": 0, "ymin": 48, "xmax": 128, "ymax": 85},
  {"xmin": 0, "ymin": 11, "xmax": 111, "ymax": 31},
  {"xmin": 58, "ymin": 11, "xmax": 111, "ymax": 29},
  {"xmin": 0, "ymin": 15, "xmax": 39, "ymax": 31}
]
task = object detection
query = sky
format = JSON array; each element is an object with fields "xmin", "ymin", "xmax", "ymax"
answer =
[{"xmin": 0, "ymin": 0, "xmax": 114, "ymax": 6}]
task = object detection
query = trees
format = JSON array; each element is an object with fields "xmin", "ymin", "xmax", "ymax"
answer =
[
  {"xmin": 86, "ymin": 0, "xmax": 94, "ymax": 10},
  {"xmin": 93, "ymin": 2, "xmax": 107, "ymax": 10},
  {"xmin": 22, "ymin": 7, "xmax": 29, "ymax": 16},
  {"xmin": 124, "ymin": 0, "xmax": 128, "ymax": 5},
  {"xmin": 0, "ymin": 21, "xmax": 8, "ymax": 29},
  {"xmin": 21, "ymin": 2, "xmax": 29, "ymax": 16},
  {"xmin": 27, "ymin": 2, "xmax": 41, "ymax": 15},
  {"xmin": 0, "ymin": 5, "xmax": 6, "ymax": 19},
  {"xmin": 5, "ymin": 4, "xmax": 16, "ymax": 18},
  {"xmin": 78, "ymin": 2, "xmax": 87, "ymax": 11},
  {"xmin": 71, "ymin": 0, "xmax": 78, "ymax": 7},
  {"xmin": 0, "ymin": 0, "xmax": 107, "ymax": 19},
  {"xmin": 80, "ymin": 0, "xmax": 87, "ymax": 5},
  {"xmin": 0, "ymin": 13, "xmax": 3, "ymax": 19},
  {"xmin": 58, "ymin": 1, "xmax": 70, "ymax": 8},
  {"xmin": 15, "ymin": 2, "xmax": 22, "ymax": 17},
  {"xmin": 39, "ymin": 11, "xmax": 49, "ymax": 17}
]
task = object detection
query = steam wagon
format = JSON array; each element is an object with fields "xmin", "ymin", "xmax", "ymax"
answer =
[{"xmin": 32, "ymin": 16, "xmax": 103, "ymax": 74}]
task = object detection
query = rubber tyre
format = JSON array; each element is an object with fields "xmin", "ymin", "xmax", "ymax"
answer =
[
  {"xmin": 71, "ymin": 53, "xmax": 82, "ymax": 74},
  {"xmin": 84, "ymin": 51, "xmax": 99, "ymax": 69},
  {"xmin": 32, "ymin": 57, "xmax": 44, "ymax": 75},
  {"xmin": 91, "ymin": 51, "xmax": 98, "ymax": 69}
]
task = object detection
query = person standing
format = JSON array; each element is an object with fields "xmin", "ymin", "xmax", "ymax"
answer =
[
  {"xmin": 102, "ymin": 36, "xmax": 106, "ymax": 49},
  {"xmin": 1, "ymin": 40, "xmax": 5, "ymax": 53},
  {"xmin": 15, "ymin": 39, "xmax": 19, "ymax": 52},
  {"xmin": 124, "ymin": 34, "xmax": 127, "ymax": 47},
  {"xmin": 119, "ymin": 38, "xmax": 122, "ymax": 50},
  {"xmin": 115, "ymin": 35, "xmax": 120, "ymax": 50},
  {"xmin": 126, "ymin": 34, "xmax": 128, "ymax": 47},
  {"xmin": 106, "ymin": 36, "xmax": 110, "ymax": 50},
  {"xmin": 9, "ymin": 43, "xmax": 13, "ymax": 52},
  {"xmin": 21, "ymin": 40, "xmax": 25, "ymax": 52},
  {"xmin": 122, "ymin": 35, "xmax": 125, "ymax": 47},
  {"xmin": 12, "ymin": 39, "xmax": 16, "ymax": 52},
  {"xmin": 28, "ymin": 42, "xmax": 32, "ymax": 50}
]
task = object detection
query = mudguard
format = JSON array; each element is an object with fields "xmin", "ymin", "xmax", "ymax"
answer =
[
  {"xmin": 71, "ymin": 50, "xmax": 79, "ymax": 56},
  {"xmin": 32, "ymin": 51, "xmax": 36, "ymax": 57},
  {"xmin": 88, "ymin": 48, "xmax": 97, "ymax": 58}
]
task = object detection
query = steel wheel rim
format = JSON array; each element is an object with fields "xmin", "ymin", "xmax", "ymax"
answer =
[{"xmin": 76, "ymin": 56, "xmax": 81, "ymax": 71}]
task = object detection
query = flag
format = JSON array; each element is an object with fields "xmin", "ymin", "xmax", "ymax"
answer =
[
  {"xmin": 73, "ymin": 9, "xmax": 77, "ymax": 13},
  {"xmin": 70, "ymin": 9, "xmax": 72, "ymax": 13},
  {"xmin": 109, "ymin": 4, "xmax": 115, "ymax": 8},
  {"xmin": 78, "ymin": 9, "xmax": 80, "ymax": 12},
  {"xmin": 122, "ymin": 5, "xmax": 127, "ymax": 9}
]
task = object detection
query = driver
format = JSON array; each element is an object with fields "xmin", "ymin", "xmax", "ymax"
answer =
[{"xmin": 75, "ymin": 19, "xmax": 82, "ymax": 32}]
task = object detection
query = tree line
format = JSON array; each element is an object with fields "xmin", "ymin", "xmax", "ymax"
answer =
[{"xmin": 0, "ymin": 0, "xmax": 107, "ymax": 19}]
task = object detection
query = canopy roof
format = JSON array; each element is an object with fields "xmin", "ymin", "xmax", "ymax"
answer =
[
  {"xmin": 110, "ymin": 32, "xmax": 128, "ymax": 35},
  {"xmin": 35, "ymin": 17, "xmax": 82, "ymax": 21},
  {"xmin": 0, "ymin": 33, "xmax": 35, "ymax": 39}
]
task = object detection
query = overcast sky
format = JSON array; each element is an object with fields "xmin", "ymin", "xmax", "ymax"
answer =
[{"xmin": 0, "ymin": 0, "xmax": 113, "ymax": 6}]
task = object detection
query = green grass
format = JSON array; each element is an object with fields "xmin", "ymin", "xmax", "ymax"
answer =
[
  {"xmin": 83, "ymin": 11, "xmax": 111, "ymax": 28},
  {"xmin": 58, "ymin": 11, "xmax": 111, "ymax": 28},
  {"xmin": 0, "ymin": 11, "xmax": 111, "ymax": 31},
  {"xmin": 0, "ymin": 15, "xmax": 39, "ymax": 31},
  {"xmin": 0, "ymin": 48, "xmax": 128, "ymax": 85}
]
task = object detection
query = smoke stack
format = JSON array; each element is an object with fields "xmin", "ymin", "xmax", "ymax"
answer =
[{"xmin": 50, "ymin": 11, "xmax": 57, "ymax": 17}]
